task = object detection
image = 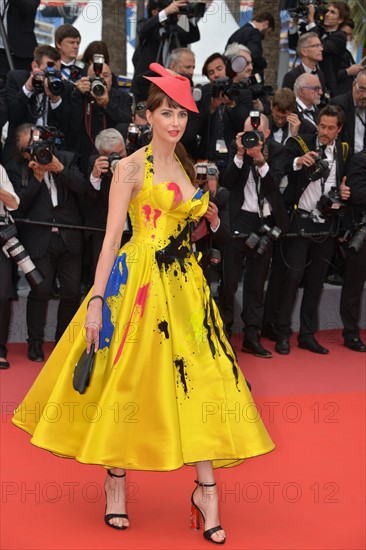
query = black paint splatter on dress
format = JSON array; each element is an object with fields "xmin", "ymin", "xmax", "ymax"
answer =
[
  {"xmin": 174, "ymin": 357, "xmax": 188, "ymax": 396},
  {"xmin": 158, "ymin": 320, "xmax": 169, "ymax": 339}
]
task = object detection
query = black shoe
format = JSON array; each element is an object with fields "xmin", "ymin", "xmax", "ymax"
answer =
[
  {"xmin": 325, "ymin": 273, "xmax": 344, "ymax": 286},
  {"xmin": 275, "ymin": 339, "xmax": 290, "ymax": 355},
  {"xmin": 0, "ymin": 357, "xmax": 10, "ymax": 369},
  {"xmin": 28, "ymin": 342, "xmax": 45, "ymax": 362},
  {"xmin": 344, "ymin": 337, "xmax": 366, "ymax": 352},
  {"xmin": 242, "ymin": 338, "xmax": 272, "ymax": 358},
  {"xmin": 298, "ymin": 337, "xmax": 329, "ymax": 354},
  {"xmin": 261, "ymin": 324, "xmax": 276, "ymax": 341}
]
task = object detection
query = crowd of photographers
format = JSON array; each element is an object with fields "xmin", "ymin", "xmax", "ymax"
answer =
[{"xmin": 0, "ymin": 0, "xmax": 365, "ymax": 369}]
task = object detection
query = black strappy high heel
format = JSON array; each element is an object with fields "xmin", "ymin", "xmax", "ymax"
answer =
[
  {"xmin": 104, "ymin": 469, "xmax": 129, "ymax": 530},
  {"xmin": 190, "ymin": 480, "xmax": 226, "ymax": 544}
]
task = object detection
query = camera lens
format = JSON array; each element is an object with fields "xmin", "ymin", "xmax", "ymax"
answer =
[
  {"xmin": 35, "ymin": 147, "xmax": 53, "ymax": 165},
  {"xmin": 90, "ymin": 79, "xmax": 105, "ymax": 97},
  {"xmin": 241, "ymin": 131, "xmax": 260, "ymax": 149}
]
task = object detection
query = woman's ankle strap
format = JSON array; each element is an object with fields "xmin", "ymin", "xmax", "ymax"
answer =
[
  {"xmin": 107, "ymin": 469, "xmax": 126, "ymax": 478},
  {"xmin": 194, "ymin": 479, "xmax": 216, "ymax": 487}
]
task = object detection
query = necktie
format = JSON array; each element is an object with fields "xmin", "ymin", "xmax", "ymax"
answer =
[{"xmin": 61, "ymin": 63, "xmax": 71, "ymax": 80}]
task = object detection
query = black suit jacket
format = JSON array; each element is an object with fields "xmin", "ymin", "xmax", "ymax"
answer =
[
  {"xmin": 223, "ymin": 140, "xmax": 290, "ymax": 232},
  {"xmin": 282, "ymin": 63, "xmax": 327, "ymax": 94},
  {"xmin": 330, "ymin": 91, "xmax": 358, "ymax": 150},
  {"xmin": 345, "ymin": 150, "xmax": 366, "ymax": 214},
  {"xmin": 318, "ymin": 29, "xmax": 347, "ymax": 98},
  {"xmin": 5, "ymin": 0, "xmax": 40, "ymax": 59},
  {"xmin": 6, "ymin": 150, "xmax": 86, "ymax": 259},
  {"xmin": 282, "ymin": 134, "xmax": 352, "ymax": 208},
  {"xmin": 226, "ymin": 23, "xmax": 266, "ymax": 77},
  {"xmin": 3, "ymin": 69, "xmax": 73, "ymax": 164},
  {"xmin": 131, "ymin": 15, "xmax": 200, "ymax": 101},
  {"xmin": 70, "ymin": 87, "xmax": 132, "ymax": 173}
]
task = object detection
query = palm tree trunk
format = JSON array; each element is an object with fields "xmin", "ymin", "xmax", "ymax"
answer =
[
  {"xmin": 102, "ymin": 0, "xmax": 127, "ymax": 74},
  {"xmin": 253, "ymin": 0, "xmax": 282, "ymax": 88}
]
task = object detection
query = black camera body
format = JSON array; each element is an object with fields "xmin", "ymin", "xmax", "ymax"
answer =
[
  {"xmin": 126, "ymin": 123, "xmax": 152, "ymax": 155},
  {"xmin": 316, "ymin": 186, "xmax": 344, "ymax": 217},
  {"xmin": 107, "ymin": 152, "xmax": 121, "ymax": 171},
  {"xmin": 307, "ymin": 154, "xmax": 330, "ymax": 182},
  {"xmin": 0, "ymin": 219, "xmax": 44, "ymax": 288},
  {"xmin": 245, "ymin": 224, "xmax": 281, "ymax": 256},
  {"xmin": 44, "ymin": 62, "xmax": 64, "ymax": 96},
  {"xmin": 241, "ymin": 110, "xmax": 264, "ymax": 149},
  {"xmin": 211, "ymin": 76, "xmax": 242, "ymax": 101},
  {"xmin": 26, "ymin": 126, "xmax": 63, "ymax": 165},
  {"xmin": 288, "ymin": 0, "xmax": 327, "ymax": 25},
  {"xmin": 89, "ymin": 54, "xmax": 106, "ymax": 97},
  {"xmin": 69, "ymin": 60, "xmax": 86, "ymax": 82}
]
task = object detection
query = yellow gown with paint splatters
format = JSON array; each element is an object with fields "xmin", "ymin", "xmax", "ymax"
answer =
[{"xmin": 12, "ymin": 144, "xmax": 274, "ymax": 470}]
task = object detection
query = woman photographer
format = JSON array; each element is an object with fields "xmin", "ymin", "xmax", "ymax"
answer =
[{"xmin": 0, "ymin": 165, "xmax": 20, "ymax": 369}]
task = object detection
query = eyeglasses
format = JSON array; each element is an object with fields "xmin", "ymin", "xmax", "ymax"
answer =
[
  {"xmin": 135, "ymin": 101, "xmax": 147, "ymax": 111},
  {"xmin": 355, "ymin": 82, "xmax": 366, "ymax": 94},
  {"xmin": 301, "ymin": 86, "xmax": 323, "ymax": 92},
  {"xmin": 304, "ymin": 43, "xmax": 323, "ymax": 49}
]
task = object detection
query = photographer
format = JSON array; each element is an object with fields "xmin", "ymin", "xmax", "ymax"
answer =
[
  {"xmin": 131, "ymin": 0, "xmax": 203, "ymax": 102},
  {"xmin": 198, "ymin": 46, "xmax": 265, "ymax": 182},
  {"xmin": 274, "ymin": 104, "xmax": 351, "ymax": 355},
  {"xmin": 6, "ymin": 123, "xmax": 86, "ymax": 362},
  {"xmin": 226, "ymin": 10, "xmax": 275, "ymax": 80},
  {"xmin": 84, "ymin": 128, "xmax": 127, "ymax": 290},
  {"xmin": 219, "ymin": 113, "xmax": 289, "ymax": 358},
  {"xmin": 3, "ymin": 45, "xmax": 73, "ymax": 165},
  {"xmin": 0, "ymin": 164, "xmax": 19, "ymax": 369},
  {"xmin": 338, "ymin": 151, "xmax": 366, "ymax": 352},
  {"xmin": 70, "ymin": 57, "xmax": 132, "ymax": 174},
  {"xmin": 289, "ymin": 1, "xmax": 349, "ymax": 98},
  {"xmin": 192, "ymin": 162, "xmax": 230, "ymax": 283},
  {"xmin": 294, "ymin": 72, "xmax": 323, "ymax": 127}
]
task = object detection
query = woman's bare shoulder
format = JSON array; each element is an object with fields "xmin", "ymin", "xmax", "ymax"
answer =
[{"xmin": 114, "ymin": 147, "xmax": 146, "ymax": 187}]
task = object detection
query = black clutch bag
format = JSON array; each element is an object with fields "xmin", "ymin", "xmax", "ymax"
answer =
[{"xmin": 73, "ymin": 344, "xmax": 96, "ymax": 394}]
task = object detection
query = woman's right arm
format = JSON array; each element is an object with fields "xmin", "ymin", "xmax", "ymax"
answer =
[{"xmin": 84, "ymin": 154, "xmax": 143, "ymax": 352}]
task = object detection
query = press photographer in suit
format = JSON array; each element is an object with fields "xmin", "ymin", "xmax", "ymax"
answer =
[
  {"xmin": 3, "ymin": 45, "xmax": 73, "ymax": 164},
  {"xmin": 338, "ymin": 150, "xmax": 366, "ymax": 352},
  {"xmin": 85, "ymin": 129, "xmax": 127, "ymax": 290},
  {"xmin": 274, "ymin": 104, "xmax": 351, "ymax": 355},
  {"xmin": 6, "ymin": 123, "xmax": 86, "ymax": 362},
  {"xmin": 219, "ymin": 113, "xmax": 289, "ymax": 358}
]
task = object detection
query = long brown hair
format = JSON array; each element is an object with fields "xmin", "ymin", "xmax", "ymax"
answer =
[{"xmin": 146, "ymin": 84, "xmax": 196, "ymax": 184}]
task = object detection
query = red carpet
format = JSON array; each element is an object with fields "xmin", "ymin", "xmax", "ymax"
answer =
[{"xmin": 1, "ymin": 331, "xmax": 365, "ymax": 550}]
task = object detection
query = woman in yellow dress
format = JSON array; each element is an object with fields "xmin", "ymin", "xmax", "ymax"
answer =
[{"xmin": 13, "ymin": 63, "xmax": 275, "ymax": 544}]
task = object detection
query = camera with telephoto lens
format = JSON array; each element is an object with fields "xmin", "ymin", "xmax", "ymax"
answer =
[
  {"xmin": 245, "ymin": 224, "xmax": 281, "ymax": 256},
  {"xmin": 316, "ymin": 186, "xmax": 344, "ymax": 217},
  {"xmin": 126, "ymin": 123, "xmax": 152, "ymax": 155},
  {"xmin": 89, "ymin": 54, "xmax": 106, "ymax": 97},
  {"xmin": 241, "ymin": 110, "xmax": 264, "ymax": 149},
  {"xmin": 348, "ymin": 212, "xmax": 366, "ymax": 254},
  {"xmin": 287, "ymin": 0, "xmax": 327, "ymax": 25},
  {"xmin": 0, "ymin": 217, "xmax": 44, "ymax": 288},
  {"xmin": 24, "ymin": 126, "xmax": 63, "ymax": 165},
  {"xmin": 44, "ymin": 62, "xmax": 64, "ymax": 96},
  {"xmin": 69, "ymin": 60, "xmax": 86, "ymax": 82}
]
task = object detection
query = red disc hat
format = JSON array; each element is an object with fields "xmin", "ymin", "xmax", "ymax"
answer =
[{"xmin": 144, "ymin": 62, "xmax": 199, "ymax": 113}]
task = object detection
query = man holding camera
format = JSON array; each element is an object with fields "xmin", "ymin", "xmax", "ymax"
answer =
[
  {"xmin": 131, "ymin": 0, "xmax": 202, "ymax": 102},
  {"xmin": 71, "ymin": 58, "xmax": 132, "ymax": 174},
  {"xmin": 219, "ymin": 113, "xmax": 289, "ymax": 358},
  {"xmin": 274, "ymin": 104, "xmax": 351, "ymax": 355},
  {"xmin": 6, "ymin": 123, "xmax": 86, "ymax": 361},
  {"xmin": 338, "ymin": 151, "xmax": 366, "ymax": 352},
  {"xmin": 84, "ymin": 128, "xmax": 127, "ymax": 290},
  {"xmin": 3, "ymin": 45, "xmax": 73, "ymax": 165}
]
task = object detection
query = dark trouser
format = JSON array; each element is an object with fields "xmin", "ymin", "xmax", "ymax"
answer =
[
  {"xmin": 219, "ymin": 212, "xmax": 273, "ymax": 339},
  {"xmin": 27, "ymin": 233, "xmax": 81, "ymax": 344},
  {"xmin": 275, "ymin": 233, "xmax": 336, "ymax": 340},
  {"xmin": 340, "ymin": 241, "xmax": 366, "ymax": 340},
  {"xmin": 0, "ymin": 251, "xmax": 13, "ymax": 357},
  {"xmin": 262, "ymin": 240, "xmax": 283, "ymax": 328}
]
